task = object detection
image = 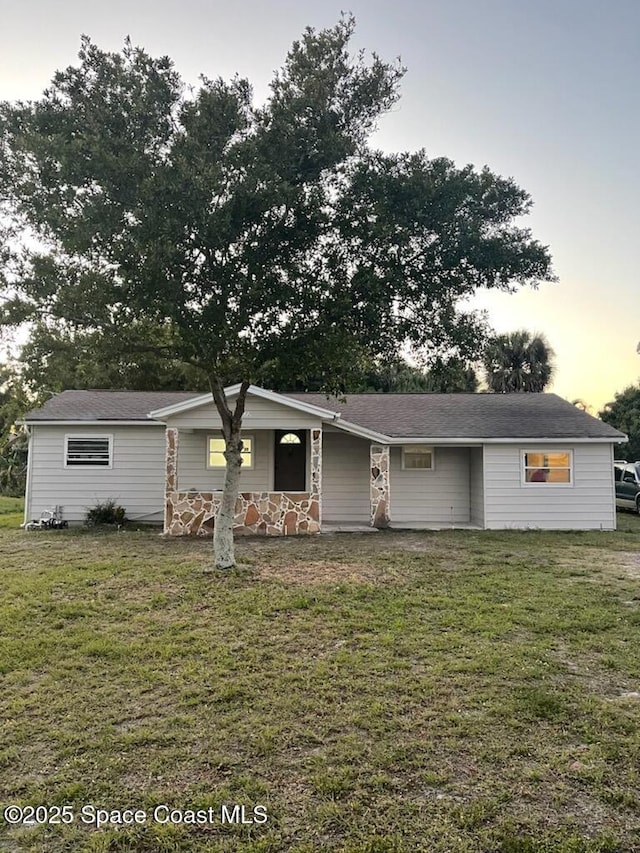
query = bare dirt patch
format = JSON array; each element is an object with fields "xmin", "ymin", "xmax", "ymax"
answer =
[
  {"xmin": 254, "ymin": 559, "xmax": 397, "ymax": 585},
  {"xmin": 557, "ymin": 546, "xmax": 640, "ymax": 582},
  {"xmin": 378, "ymin": 531, "xmax": 464, "ymax": 553},
  {"xmin": 612, "ymin": 551, "xmax": 640, "ymax": 578}
]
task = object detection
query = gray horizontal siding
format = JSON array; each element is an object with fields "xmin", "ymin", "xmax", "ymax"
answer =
[
  {"xmin": 166, "ymin": 395, "xmax": 323, "ymax": 430},
  {"xmin": 483, "ymin": 443, "xmax": 616, "ymax": 529},
  {"xmin": 322, "ymin": 432, "xmax": 370, "ymax": 522},
  {"xmin": 27, "ymin": 425, "xmax": 166, "ymax": 523},
  {"xmin": 390, "ymin": 446, "xmax": 470, "ymax": 524},
  {"xmin": 177, "ymin": 430, "xmax": 273, "ymax": 492},
  {"xmin": 469, "ymin": 447, "xmax": 484, "ymax": 527}
]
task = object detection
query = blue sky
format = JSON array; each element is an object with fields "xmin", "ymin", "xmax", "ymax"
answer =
[{"xmin": 1, "ymin": 0, "xmax": 638, "ymax": 409}]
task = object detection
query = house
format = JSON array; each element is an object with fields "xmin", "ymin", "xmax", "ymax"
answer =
[{"xmin": 22, "ymin": 385, "xmax": 627, "ymax": 533}]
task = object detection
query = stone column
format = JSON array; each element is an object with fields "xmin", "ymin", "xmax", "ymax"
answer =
[
  {"xmin": 164, "ymin": 427, "xmax": 179, "ymax": 533},
  {"xmin": 310, "ymin": 428, "xmax": 322, "ymax": 532},
  {"xmin": 370, "ymin": 444, "xmax": 390, "ymax": 528}
]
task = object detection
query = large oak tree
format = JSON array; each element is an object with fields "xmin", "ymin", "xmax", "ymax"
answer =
[{"xmin": 0, "ymin": 18, "xmax": 554, "ymax": 566}]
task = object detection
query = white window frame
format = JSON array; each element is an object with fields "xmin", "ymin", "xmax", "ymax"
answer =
[
  {"xmin": 64, "ymin": 434, "xmax": 113, "ymax": 469},
  {"xmin": 206, "ymin": 434, "xmax": 255, "ymax": 470},
  {"xmin": 401, "ymin": 445, "xmax": 435, "ymax": 471},
  {"xmin": 520, "ymin": 449, "xmax": 573, "ymax": 487}
]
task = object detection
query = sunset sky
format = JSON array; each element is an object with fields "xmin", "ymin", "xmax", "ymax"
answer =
[{"xmin": 1, "ymin": 0, "xmax": 638, "ymax": 411}]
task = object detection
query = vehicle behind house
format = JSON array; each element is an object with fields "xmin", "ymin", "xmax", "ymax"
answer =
[{"xmin": 614, "ymin": 461, "xmax": 640, "ymax": 513}]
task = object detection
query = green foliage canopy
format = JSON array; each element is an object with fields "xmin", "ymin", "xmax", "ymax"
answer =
[
  {"xmin": 0, "ymin": 19, "xmax": 554, "ymax": 393},
  {"xmin": 599, "ymin": 384, "xmax": 640, "ymax": 461},
  {"xmin": 0, "ymin": 368, "xmax": 29, "ymax": 495},
  {"xmin": 358, "ymin": 356, "xmax": 478, "ymax": 393},
  {"xmin": 483, "ymin": 330, "xmax": 555, "ymax": 393},
  {"xmin": 18, "ymin": 323, "xmax": 208, "ymax": 393}
]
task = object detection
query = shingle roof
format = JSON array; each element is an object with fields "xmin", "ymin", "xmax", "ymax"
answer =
[
  {"xmin": 24, "ymin": 390, "xmax": 198, "ymax": 422},
  {"xmin": 24, "ymin": 388, "xmax": 626, "ymax": 441},
  {"xmin": 284, "ymin": 392, "xmax": 625, "ymax": 439}
]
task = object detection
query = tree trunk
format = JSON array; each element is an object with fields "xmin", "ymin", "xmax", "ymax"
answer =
[
  {"xmin": 213, "ymin": 427, "xmax": 242, "ymax": 569},
  {"xmin": 210, "ymin": 378, "xmax": 250, "ymax": 569}
]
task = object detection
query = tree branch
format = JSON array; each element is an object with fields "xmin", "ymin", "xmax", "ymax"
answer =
[
  {"xmin": 209, "ymin": 374, "xmax": 233, "ymax": 440},
  {"xmin": 231, "ymin": 380, "xmax": 250, "ymax": 431}
]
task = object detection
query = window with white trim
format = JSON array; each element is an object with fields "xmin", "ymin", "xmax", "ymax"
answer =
[
  {"xmin": 402, "ymin": 446, "xmax": 434, "ymax": 470},
  {"xmin": 65, "ymin": 436, "xmax": 112, "ymax": 467},
  {"xmin": 207, "ymin": 435, "xmax": 254, "ymax": 469},
  {"xmin": 522, "ymin": 450, "xmax": 572, "ymax": 484}
]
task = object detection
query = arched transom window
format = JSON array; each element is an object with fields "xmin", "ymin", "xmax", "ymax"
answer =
[{"xmin": 279, "ymin": 432, "xmax": 302, "ymax": 445}]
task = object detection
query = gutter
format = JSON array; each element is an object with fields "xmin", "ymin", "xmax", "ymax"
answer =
[
  {"xmin": 22, "ymin": 420, "xmax": 166, "ymax": 427},
  {"xmin": 386, "ymin": 436, "xmax": 628, "ymax": 445}
]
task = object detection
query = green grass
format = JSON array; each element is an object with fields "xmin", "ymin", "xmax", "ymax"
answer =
[
  {"xmin": 1, "ymin": 516, "xmax": 640, "ymax": 852},
  {"xmin": 0, "ymin": 496, "xmax": 23, "ymax": 528}
]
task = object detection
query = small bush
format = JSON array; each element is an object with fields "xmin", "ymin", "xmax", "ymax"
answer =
[{"xmin": 85, "ymin": 499, "xmax": 126, "ymax": 526}]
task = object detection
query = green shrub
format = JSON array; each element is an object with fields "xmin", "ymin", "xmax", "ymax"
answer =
[{"xmin": 85, "ymin": 499, "xmax": 126, "ymax": 526}]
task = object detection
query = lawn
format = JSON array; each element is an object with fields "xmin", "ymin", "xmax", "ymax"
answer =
[
  {"xmin": 0, "ymin": 496, "xmax": 24, "ymax": 528},
  {"xmin": 1, "ymin": 516, "xmax": 640, "ymax": 852}
]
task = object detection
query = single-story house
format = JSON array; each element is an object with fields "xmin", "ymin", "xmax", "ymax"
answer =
[{"xmin": 22, "ymin": 385, "xmax": 627, "ymax": 533}]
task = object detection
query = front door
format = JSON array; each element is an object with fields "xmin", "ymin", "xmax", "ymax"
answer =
[{"xmin": 274, "ymin": 430, "xmax": 307, "ymax": 491}]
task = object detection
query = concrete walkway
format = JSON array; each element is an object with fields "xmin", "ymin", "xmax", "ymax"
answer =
[{"xmin": 322, "ymin": 521, "xmax": 483, "ymax": 533}]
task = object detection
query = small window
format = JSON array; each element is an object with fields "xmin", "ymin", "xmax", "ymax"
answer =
[
  {"xmin": 65, "ymin": 436, "xmax": 112, "ymax": 467},
  {"xmin": 279, "ymin": 433, "xmax": 301, "ymax": 445},
  {"xmin": 402, "ymin": 446, "xmax": 434, "ymax": 470},
  {"xmin": 207, "ymin": 435, "xmax": 253, "ymax": 469},
  {"xmin": 523, "ymin": 451, "xmax": 572, "ymax": 484}
]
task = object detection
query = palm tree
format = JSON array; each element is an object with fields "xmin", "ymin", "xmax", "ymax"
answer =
[{"xmin": 483, "ymin": 330, "xmax": 555, "ymax": 392}]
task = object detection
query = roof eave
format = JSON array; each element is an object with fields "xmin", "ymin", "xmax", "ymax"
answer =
[
  {"xmin": 148, "ymin": 384, "xmax": 341, "ymax": 421},
  {"xmin": 330, "ymin": 418, "xmax": 390, "ymax": 443},
  {"xmin": 23, "ymin": 419, "xmax": 167, "ymax": 426},
  {"xmin": 148, "ymin": 393, "xmax": 212, "ymax": 419},
  {"xmin": 385, "ymin": 435, "xmax": 627, "ymax": 444},
  {"xmin": 248, "ymin": 386, "xmax": 340, "ymax": 418}
]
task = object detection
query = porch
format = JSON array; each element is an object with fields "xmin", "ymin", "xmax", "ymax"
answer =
[
  {"xmin": 322, "ymin": 433, "xmax": 484, "ymax": 531},
  {"xmin": 162, "ymin": 423, "xmax": 484, "ymax": 536},
  {"xmin": 163, "ymin": 425, "xmax": 324, "ymax": 536}
]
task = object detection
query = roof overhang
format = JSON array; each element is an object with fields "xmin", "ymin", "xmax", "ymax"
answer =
[
  {"xmin": 384, "ymin": 435, "xmax": 627, "ymax": 444},
  {"xmin": 148, "ymin": 384, "xmax": 342, "ymax": 421},
  {"xmin": 22, "ymin": 419, "xmax": 166, "ymax": 426},
  {"xmin": 21, "ymin": 422, "xmax": 627, "ymax": 444},
  {"xmin": 328, "ymin": 418, "xmax": 390, "ymax": 443}
]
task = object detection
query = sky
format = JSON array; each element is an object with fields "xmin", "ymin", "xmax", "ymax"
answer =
[{"xmin": 1, "ymin": 0, "xmax": 638, "ymax": 411}]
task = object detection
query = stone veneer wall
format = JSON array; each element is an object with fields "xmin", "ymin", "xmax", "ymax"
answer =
[
  {"xmin": 164, "ymin": 425, "xmax": 323, "ymax": 536},
  {"xmin": 370, "ymin": 444, "xmax": 390, "ymax": 528},
  {"xmin": 164, "ymin": 427, "xmax": 179, "ymax": 532},
  {"xmin": 165, "ymin": 491, "xmax": 320, "ymax": 536},
  {"xmin": 310, "ymin": 428, "xmax": 322, "ymax": 522}
]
